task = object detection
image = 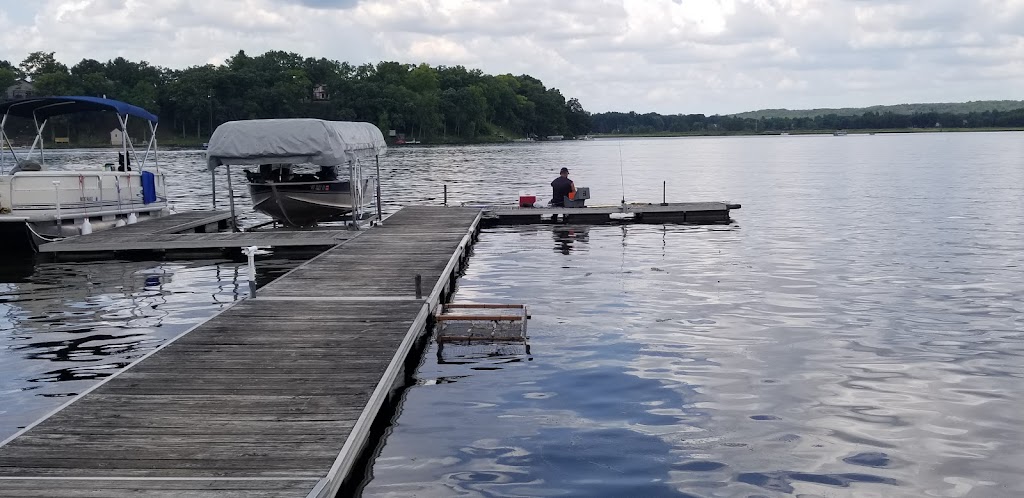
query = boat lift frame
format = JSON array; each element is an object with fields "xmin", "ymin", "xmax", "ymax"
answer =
[{"xmin": 211, "ymin": 154, "xmax": 384, "ymax": 232}]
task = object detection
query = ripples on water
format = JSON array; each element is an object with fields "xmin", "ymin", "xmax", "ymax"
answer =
[
  {"xmin": 362, "ymin": 221, "xmax": 1024, "ymax": 497},
  {"xmin": 358, "ymin": 134, "xmax": 1024, "ymax": 497},
  {"xmin": 0, "ymin": 256, "xmax": 298, "ymax": 436},
  {"xmin": 6, "ymin": 134, "xmax": 1024, "ymax": 497}
]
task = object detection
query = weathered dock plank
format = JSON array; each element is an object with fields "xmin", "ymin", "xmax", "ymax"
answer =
[
  {"xmin": 94, "ymin": 210, "xmax": 232, "ymax": 235},
  {"xmin": 0, "ymin": 479, "xmax": 319, "ymax": 498},
  {"xmin": 36, "ymin": 210, "xmax": 236, "ymax": 253},
  {"xmin": 0, "ymin": 206, "xmax": 483, "ymax": 497},
  {"xmin": 38, "ymin": 229, "xmax": 359, "ymax": 253}
]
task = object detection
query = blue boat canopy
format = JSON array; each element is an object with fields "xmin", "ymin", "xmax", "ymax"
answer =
[{"xmin": 0, "ymin": 96, "xmax": 158, "ymax": 123}]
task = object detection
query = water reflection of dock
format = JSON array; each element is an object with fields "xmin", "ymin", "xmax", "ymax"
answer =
[{"xmin": 0, "ymin": 206, "xmax": 482, "ymax": 498}]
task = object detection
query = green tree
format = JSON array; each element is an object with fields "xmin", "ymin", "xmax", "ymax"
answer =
[
  {"xmin": 0, "ymin": 61, "xmax": 17, "ymax": 92},
  {"xmin": 565, "ymin": 97, "xmax": 591, "ymax": 137},
  {"xmin": 3, "ymin": 50, "xmax": 599, "ymax": 143},
  {"xmin": 20, "ymin": 52, "xmax": 68, "ymax": 81}
]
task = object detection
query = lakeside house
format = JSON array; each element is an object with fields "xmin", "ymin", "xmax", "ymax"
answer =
[
  {"xmin": 4, "ymin": 80, "xmax": 34, "ymax": 101},
  {"xmin": 312, "ymin": 83, "xmax": 328, "ymax": 101}
]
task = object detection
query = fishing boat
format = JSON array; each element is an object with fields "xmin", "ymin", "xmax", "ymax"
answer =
[
  {"xmin": 206, "ymin": 119, "xmax": 386, "ymax": 227},
  {"xmin": 0, "ymin": 96, "xmax": 168, "ymax": 253}
]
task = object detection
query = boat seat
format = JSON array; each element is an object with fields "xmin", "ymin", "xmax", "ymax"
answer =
[{"xmin": 10, "ymin": 160, "xmax": 42, "ymax": 173}]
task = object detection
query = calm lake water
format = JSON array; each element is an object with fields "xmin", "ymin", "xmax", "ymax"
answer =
[{"xmin": 3, "ymin": 133, "xmax": 1024, "ymax": 497}]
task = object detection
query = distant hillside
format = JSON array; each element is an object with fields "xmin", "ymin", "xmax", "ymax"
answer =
[{"xmin": 731, "ymin": 100, "xmax": 1024, "ymax": 119}]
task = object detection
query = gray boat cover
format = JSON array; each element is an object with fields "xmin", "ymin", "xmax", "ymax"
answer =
[{"xmin": 206, "ymin": 119, "xmax": 386, "ymax": 170}]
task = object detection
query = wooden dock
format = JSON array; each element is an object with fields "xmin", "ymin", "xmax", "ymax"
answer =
[
  {"xmin": 96, "ymin": 210, "xmax": 234, "ymax": 235},
  {"xmin": 482, "ymin": 201, "xmax": 740, "ymax": 225},
  {"xmin": 0, "ymin": 206, "xmax": 482, "ymax": 498},
  {"xmin": 36, "ymin": 199, "xmax": 740, "ymax": 256},
  {"xmin": 38, "ymin": 211, "xmax": 358, "ymax": 255}
]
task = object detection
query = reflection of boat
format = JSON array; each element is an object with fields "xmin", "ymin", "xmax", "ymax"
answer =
[
  {"xmin": 833, "ymin": 130, "xmax": 848, "ymax": 136},
  {"xmin": 0, "ymin": 96, "xmax": 168, "ymax": 253},
  {"xmin": 206, "ymin": 119, "xmax": 386, "ymax": 227}
]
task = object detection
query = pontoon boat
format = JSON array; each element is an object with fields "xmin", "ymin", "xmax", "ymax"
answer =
[{"xmin": 0, "ymin": 96, "xmax": 168, "ymax": 252}]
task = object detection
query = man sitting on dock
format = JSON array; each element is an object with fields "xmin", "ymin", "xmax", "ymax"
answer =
[{"xmin": 550, "ymin": 167, "xmax": 576, "ymax": 207}]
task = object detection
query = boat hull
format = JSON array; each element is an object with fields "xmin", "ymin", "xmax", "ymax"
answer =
[{"xmin": 248, "ymin": 179, "xmax": 369, "ymax": 227}]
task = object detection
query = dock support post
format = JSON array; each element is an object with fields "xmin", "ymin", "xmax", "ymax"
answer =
[
  {"xmin": 415, "ymin": 274, "xmax": 422, "ymax": 299},
  {"xmin": 242, "ymin": 246, "xmax": 257, "ymax": 298},
  {"xmin": 350, "ymin": 160, "xmax": 358, "ymax": 230},
  {"xmin": 225, "ymin": 165, "xmax": 237, "ymax": 232},
  {"xmin": 211, "ymin": 170, "xmax": 217, "ymax": 209},
  {"xmin": 375, "ymin": 156, "xmax": 383, "ymax": 224},
  {"xmin": 662, "ymin": 180, "xmax": 667, "ymax": 206},
  {"xmin": 443, "ymin": 184, "xmax": 447, "ymax": 207},
  {"xmin": 52, "ymin": 181, "xmax": 62, "ymax": 235}
]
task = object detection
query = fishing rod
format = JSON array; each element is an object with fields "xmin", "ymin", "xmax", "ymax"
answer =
[{"xmin": 617, "ymin": 141, "xmax": 626, "ymax": 208}]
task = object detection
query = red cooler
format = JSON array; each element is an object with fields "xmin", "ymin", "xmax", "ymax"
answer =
[{"xmin": 519, "ymin": 195, "xmax": 536, "ymax": 207}]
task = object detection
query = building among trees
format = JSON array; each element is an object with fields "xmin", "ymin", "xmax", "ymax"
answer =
[
  {"xmin": 4, "ymin": 80, "xmax": 34, "ymax": 100},
  {"xmin": 312, "ymin": 84, "xmax": 328, "ymax": 101}
]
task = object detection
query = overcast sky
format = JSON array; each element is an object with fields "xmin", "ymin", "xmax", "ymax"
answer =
[{"xmin": 1, "ymin": 0, "xmax": 1022, "ymax": 115}]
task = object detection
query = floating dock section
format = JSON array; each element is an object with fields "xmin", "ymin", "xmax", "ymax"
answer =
[
  {"xmin": 36, "ymin": 210, "xmax": 360, "ymax": 255},
  {"xmin": 481, "ymin": 201, "xmax": 740, "ymax": 225},
  {"xmin": 0, "ymin": 206, "xmax": 482, "ymax": 497}
]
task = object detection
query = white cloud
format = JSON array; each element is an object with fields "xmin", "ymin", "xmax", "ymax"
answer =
[{"xmin": 0, "ymin": 0, "xmax": 1021, "ymax": 114}]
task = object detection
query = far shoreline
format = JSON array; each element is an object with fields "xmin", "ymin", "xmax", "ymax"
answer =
[
  {"xmin": 3, "ymin": 126, "xmax": 1022, "ymax": 151},
  {"xmin": 593, "ymin": 126, "xmax": 1024, "ymax": 139}
]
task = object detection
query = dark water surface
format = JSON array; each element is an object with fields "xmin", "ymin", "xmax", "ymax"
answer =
[{"xmin": 3, "ymin": 133, "xmax": 1024, "ymax": 497}]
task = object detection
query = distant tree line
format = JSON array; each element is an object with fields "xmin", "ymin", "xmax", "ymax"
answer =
[
  {"xmin": 1, "ymin": 51, "xmax": 593, "ymax": 142},
  {"xmin": 591, "ymin": 108, "xmax": 1024, "ymax": 135},
  {"xmin": 732, "ymin": 100, "xmax": 1024, "ymax": 120},
  {"xmin": 5, "ymin": 51, "xmax": 1022, "ymax": 142}
]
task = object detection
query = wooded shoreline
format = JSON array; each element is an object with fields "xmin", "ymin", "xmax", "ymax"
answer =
[{"xmin": 4, "ymin": 50, "xmax": 1023, "ymax": 146}]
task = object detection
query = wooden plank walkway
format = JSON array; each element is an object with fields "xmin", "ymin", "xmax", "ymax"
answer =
[
  {"xmin": 483, "ymin": 201, "xmax": 740, "ymax": 224},
  {"xmin": 101, "ymin": 210, "xmax": 233, "ymax": 235},
  {"xmin": 38, "ymin": 230, "xmax": 360, "ymax": 253},
  {"xmin": 0, "ymin": 206, "xmax": 483, "ymax": 498},
  {"xmin": 37, "ymin": 210, "xmax": 236, "ymax": 254},
  {"xmin": 36, "ymin": 210, "xmax": 364, "ymax": 254}
]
